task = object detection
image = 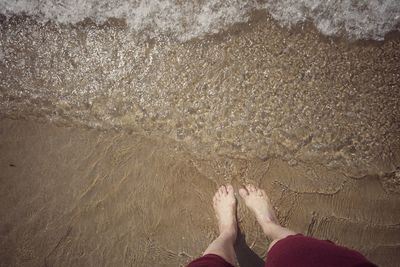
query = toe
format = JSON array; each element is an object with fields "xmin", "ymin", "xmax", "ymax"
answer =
[
  {"xmin": 250, "ymin": 184, "xmax": 257, "ymax": 192},
  {"xmin": 213, "ymin": 194, "xmax": 218, "ymax": 203},
  {"xmin": 216, "ymin": 186, "xmax": 222, "ymax": 196},
  {"xmin": 246, "ymin": 184, "xmax": 255, "ymax": 192},
  {"xmin": 239, "ymin": 188, "xmax": 249, "ymax": 199},
  {"xmin": 226, "ymin": 184, "xmax": 234, "ymax": 195},
  {"xmin": 257, "ymin": 189, "xmax": 263, "ymax": 196},
  {"xmin": 245, "ymin": 184, "xmax": 251, "ymax": 192},
  {"xmin": 214, "ymin": 189, "xmax": 221, "ymax": 199},
  {"xmin": 219, "ymin": 185, "xmax": 227, "ymax": 195},
  {"xmin": 260, "ymin": 189, "xmax": 267, "ymax": 197}
]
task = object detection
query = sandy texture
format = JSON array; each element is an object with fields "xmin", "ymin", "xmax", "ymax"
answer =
[
  {"xmin": 0, "ymin": 118, "xmax": 399, "ymax": 267},
  {"xmin": 1, "ymin": 9, "xmax": 400, "ymax": 267},
  {"xmin": 1, "ymin": 13, "xmax": 399, "ymax": 180}
]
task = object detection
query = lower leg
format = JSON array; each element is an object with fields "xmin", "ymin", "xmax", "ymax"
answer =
[
  {"xmin": 260, "ymin": 221, "xmax": 297, "ymax": 244},
  {"xmin": 203, "ymin": 184, "xmax": 238, "ymax": 266},
  {"xmin": 203, "ymin": 232, "xmax": 237, "ymax": 266}
]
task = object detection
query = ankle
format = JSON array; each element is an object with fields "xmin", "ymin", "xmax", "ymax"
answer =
[
  {"xmin": 260, "ymin": 221, "xmax": 282, "ymax": 237},
  {"xmin": 219, "ymin": 227, "xmax": 237, "ymax": 241},
  {"xmin": 260, "ymin": 222, "xmax": 297, "ymax": 241},
  {"xmin": 257, "ymin": 214, "xmax": 279, "ymax": 227},
  {"xmin": 260, "ymin": 219, "xmax": 278, "ymax": 228}
]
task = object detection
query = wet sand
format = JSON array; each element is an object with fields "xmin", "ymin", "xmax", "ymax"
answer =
[
  {"xmin": 0, "ymin": 118, "xmax": 399, "ymax": 267},
  {"xmin": 0, "ymin": 11, "xmax": 400, "ymax": 267}
]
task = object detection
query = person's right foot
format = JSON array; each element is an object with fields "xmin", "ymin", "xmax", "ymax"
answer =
[{"xmin": 239, "ymin": 184, "xmax": 279, "ymax": 226}]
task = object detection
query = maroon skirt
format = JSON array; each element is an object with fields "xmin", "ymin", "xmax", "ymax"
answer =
[{"xmin": 186, "ymin": 234, "xmax": 377, "ymax": 267}]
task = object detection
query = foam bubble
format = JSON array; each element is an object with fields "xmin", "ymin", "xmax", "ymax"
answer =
[
  {"xmin": 0, "ymin": 0, "xmax": 399, "ymax": 40},
  {"xmin": 265, "ymin": 0, "xmax": 400, "ymax": 40}
]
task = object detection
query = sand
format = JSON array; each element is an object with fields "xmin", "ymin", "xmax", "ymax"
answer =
[
  {"xmin": 0, "ymin": 9, "xmax": 400, "ymax": 267},
  {"xmin": 0, "ymin": 118, "xmax": 399, "ymax": 267}
]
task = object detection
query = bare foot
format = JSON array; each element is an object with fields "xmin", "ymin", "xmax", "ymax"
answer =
[
  {"xmin": 239, "ymin": 184, "xmax": 297, "ymax": 243},
  {"xmin": 239, "ymin": 184, "xmax": 279, "ymax": 226},
  {"xmin": 213, "ymin": 184, "xmax": 237, "ymax": 239}
]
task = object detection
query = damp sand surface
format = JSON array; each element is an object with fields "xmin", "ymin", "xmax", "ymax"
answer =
[
  {"xmin": 0, "ymin": 10, "xmax": 400, "ymax": 267},
  {"xmin": 0, "ymin": 118, "xmax": 399, "ymax": 267}
]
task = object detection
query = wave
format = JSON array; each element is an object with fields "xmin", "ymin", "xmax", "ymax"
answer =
[{"xmin": 0, "ymin": 0, "xmax": 399, "ymax": 41}]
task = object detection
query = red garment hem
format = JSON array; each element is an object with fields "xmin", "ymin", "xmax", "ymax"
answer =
[
  {"xmin": 266, "ymin": 234, "xmax": 377, "ymax": 267},
  {"xmin": 186, "ymin": 253, "xmax": 234, "ymax": 267}
]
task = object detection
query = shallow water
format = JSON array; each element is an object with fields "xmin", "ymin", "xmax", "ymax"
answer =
[
  {"xmin": 1, "ymin": 118, "xmax": 399, "ymax": 266},
  {"xmin": 1, "ymin": 13, "xmax": 399, "ymax": 180}
]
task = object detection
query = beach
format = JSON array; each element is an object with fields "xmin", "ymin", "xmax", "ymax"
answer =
[{"xmin": 0, "ymin": 3, "xmax": 399, "ymax": 266}]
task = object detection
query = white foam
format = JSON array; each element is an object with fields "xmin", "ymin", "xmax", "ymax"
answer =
[
  {"xmin": 0, "ymin": 0, "xmax": 399, "ymax": 41},
  {"xmin": 265, "ymin": 0, "xmax": 400, "ymax": 40}
]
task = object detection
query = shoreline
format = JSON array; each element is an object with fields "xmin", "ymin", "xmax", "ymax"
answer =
[{"xmin": 0, "ymin": 118, "xmax": 399, "ymax": 266}]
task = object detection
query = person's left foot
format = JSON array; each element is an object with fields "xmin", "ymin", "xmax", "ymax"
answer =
[{"xmin": 213, "ymin": 184, "xmax": 237, "ymax": 240}]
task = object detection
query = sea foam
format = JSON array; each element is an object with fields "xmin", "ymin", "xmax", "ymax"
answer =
[{"xmin": 0, "ymin": 0, "xmax": 399, "ymax": 41}]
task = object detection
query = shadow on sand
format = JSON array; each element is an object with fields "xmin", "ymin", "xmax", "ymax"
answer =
[{"xmin": 234, "ymin": 228, "xmax": 265, "ymax": 267}]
